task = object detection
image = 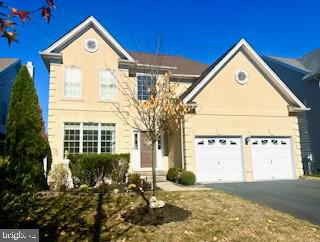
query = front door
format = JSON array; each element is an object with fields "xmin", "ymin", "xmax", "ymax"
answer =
[
  {"xmin": 131, "ymin": 131, "xmax": 163, "ymax": 170},
  {"xmin": 140, "ymin": 131, "xmax": 153, "ymax": 168}
]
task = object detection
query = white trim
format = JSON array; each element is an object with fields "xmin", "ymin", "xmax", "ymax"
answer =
[
  {"xmin": 183, "ymin": 39, "xmax": 308, "ymax": 110},
  {"xmin": 42, "ymin": 16, "xmax": 134, "ymax": 61}
]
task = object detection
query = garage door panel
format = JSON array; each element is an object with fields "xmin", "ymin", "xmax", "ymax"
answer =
[
  {"xmin": 195, "ymin": 137, "xmax": 244, "ymax": 183},
  {"xmin": 251, "ymin": 137, "xmax": 294, "ymax": 181}
]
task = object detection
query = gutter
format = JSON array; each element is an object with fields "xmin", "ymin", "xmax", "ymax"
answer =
[{"xmin": 288, "ymin": 105, "xmax": 311, "ymax": 112}]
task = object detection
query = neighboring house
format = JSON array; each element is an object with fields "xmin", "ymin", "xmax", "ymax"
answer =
[
  {"xmin": 40, "ymin": 16, "xmax": 308, "ymax": 183},
  {"xmin": 0, "ymin": 58, "xmax": 21, "ymax": 154},
  {"xmin": 264, "ymin": 50, "xmax": 320, "ymax": 172}
]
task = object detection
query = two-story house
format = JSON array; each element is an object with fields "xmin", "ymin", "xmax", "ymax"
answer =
[{"xmin": 41, "ymin": 16, "xmax": 308, "ymax": 183}]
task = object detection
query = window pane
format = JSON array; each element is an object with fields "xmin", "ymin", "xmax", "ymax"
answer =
[
  {"xmin": 137, "ymin": 75, "xmax": 154, "ymax": 100},
  {"xmin": 100, "ymin": 70, "xmax": 116, "ymax": 100},
  {"xmin": 101, "ymin": 123, "xmax": 116, "ymax": 154},
  {"xmin": 64, "ymin": 67, "xmax": 81, "ymax": 98},
  {"xmin": 63, "ymin": 122, "xmax": 80, "ymax": 156},
  {"xmin": 82, "ymin": 123, "xmax": 98, "ymax": 154}
]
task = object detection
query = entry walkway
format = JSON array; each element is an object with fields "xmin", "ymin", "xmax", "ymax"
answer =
[{"xmin": 157, "ymin": 181, "xmax": 210, "ymax": 192}]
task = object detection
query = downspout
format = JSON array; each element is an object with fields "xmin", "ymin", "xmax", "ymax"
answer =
[{"xmin": 180, "ymin": 118, "xmax": 185, "ymax": 170}]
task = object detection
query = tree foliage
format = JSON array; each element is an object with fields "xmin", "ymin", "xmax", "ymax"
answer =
[
  {"xmin": 5, "ymin": 66, "xmax": 48, "ymax": 191},
  {"xmin": 0, "ymin": 0, "xmax": 56, "ymax": 45}
]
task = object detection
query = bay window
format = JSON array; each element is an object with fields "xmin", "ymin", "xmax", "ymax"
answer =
[{"xmin": 63, "ymin": 122, "xmax": 116, "ymax": 157}]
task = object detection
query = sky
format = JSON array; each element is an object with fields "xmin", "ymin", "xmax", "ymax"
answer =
[{"xmin": 1, "ymin": 0, "xmax": 320, "ymax": 129}]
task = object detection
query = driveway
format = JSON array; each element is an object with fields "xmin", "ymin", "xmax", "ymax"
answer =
[{"xmin": 207, "ymin": 180, "xmax": 320, "ymax": 224}]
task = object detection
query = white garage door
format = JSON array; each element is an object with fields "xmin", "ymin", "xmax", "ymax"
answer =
[
  {"xmin": 251, "ymin": 137, "xmax": 294, "ymax": 181},
  {"xmin": 195, "ymin": 137, "xmax": 244, "ymax": 183}
]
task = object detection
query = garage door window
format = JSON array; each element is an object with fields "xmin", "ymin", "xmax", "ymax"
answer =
[{"xmin": 208, "ymin": 139, "xmax": 215, "ymax": 145}]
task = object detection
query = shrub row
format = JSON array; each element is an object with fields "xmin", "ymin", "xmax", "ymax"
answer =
[
  {"xmin": 166, "ymin": 167, "xmax": 196, "ymax": 185},
  {"xmin": 68, "ymin": 153, "xmax": 129, "ymax": 187}
]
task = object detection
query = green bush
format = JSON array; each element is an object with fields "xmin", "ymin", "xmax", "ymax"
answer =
[
  {"xmin": 166, "ymin": 167, "xmax": 182, "ymax": 182},
  {"xmin": 68, "ymin": 153, "xmax": 129, "ymax": 187},
  {"xmin": 178, "ymin": 171, "xmax": 196, "ymax": 185}
]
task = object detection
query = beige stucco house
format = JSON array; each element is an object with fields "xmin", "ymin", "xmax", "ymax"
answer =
[{"xmin": 40, "ymin": 16, "xmax": 309, "ymax": 183}]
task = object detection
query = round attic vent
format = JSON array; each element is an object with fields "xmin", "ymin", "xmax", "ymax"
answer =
[
  {"xmin": 235, "ymin": 69, "xmax": 249, "ymax": 84},
  {"xmin": 84, "ymin": 38, "xmax": 98, "ymax": 53}
]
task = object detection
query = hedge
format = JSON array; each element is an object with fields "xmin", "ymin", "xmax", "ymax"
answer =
[
  {"xmin": 178, "ymin": 171, "xmax": 196, "ymax": 185},
  {"xmin": 68, "ymin": 153, "xmax": 129, "ymax": 187}
]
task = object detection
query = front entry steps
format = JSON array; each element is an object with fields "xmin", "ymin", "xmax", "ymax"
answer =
[{"xmin": 132, "ymin": 170, "xmax": 167, "ymax": 182}]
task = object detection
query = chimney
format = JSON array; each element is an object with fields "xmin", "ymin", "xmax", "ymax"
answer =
[{"xmin": 26, "ymin": 61, "xmax": 34, "ymax": 79}]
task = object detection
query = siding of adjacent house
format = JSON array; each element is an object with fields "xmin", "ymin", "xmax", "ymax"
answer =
[
  {"xmin": 264, "ymin": 57, "xmax": 320, "ymax": 162},
  {"xmin": 180, "ymin": 50, "xmax": 303, "ymax": 181}
]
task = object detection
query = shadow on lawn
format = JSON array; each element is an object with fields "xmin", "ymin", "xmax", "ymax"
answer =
[{"xmin": 122, "ymin": 203, "xmax": 192, "ymax": 226}]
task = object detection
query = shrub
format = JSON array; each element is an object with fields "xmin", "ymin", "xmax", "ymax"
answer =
[
  {"xmin": 68, "ymin": 153, "xmax": 129, "ymax": 187},
  {"xmin": 166, "ymin": 167, "xmax": 182, "ymax": 182},
  {"xmin": 6, "ymin": 66, "xmax": 47, "ymax": 191},
  {"xmin": 178, "ymin": 171, "xmax": 196, "ymax": 185},
  {"xmin": 79, "ymin": 184, "xmax": 89, "ymax": 191},
  {"xmin": 48, "ymin": 164, "xmax": 69, "ymax": 191}
]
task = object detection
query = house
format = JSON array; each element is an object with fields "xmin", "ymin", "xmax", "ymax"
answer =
[
  {"xmin": 263, "ymin": 52, "xmax": 320, "ymax": 173},
  {"xmin": 0, "ymin": 58, "xmax": 21, "ymax": 154},
  {"xmin": 40, "ymin": 16, "xmax": 308, "ymax": 183}
]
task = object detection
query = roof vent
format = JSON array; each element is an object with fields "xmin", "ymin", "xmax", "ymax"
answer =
[
  {"xmin": 235, "ymin": 69, "xmax": 249, "ymax": 84},
  {"xmin": 84, "ymin": 39, "xmax": 98, "ymax": 53}
]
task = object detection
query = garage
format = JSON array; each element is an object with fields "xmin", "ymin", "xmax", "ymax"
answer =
[
  {"xmin": 250, "ymin": 137, "xmax": 295, "ymax": 181},
  {"xmin": 195, "ymin": 137, "xmax": 244, "ymax": 183}
]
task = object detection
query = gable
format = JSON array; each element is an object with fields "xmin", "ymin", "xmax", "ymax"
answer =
[
  {"xmin": 183, "ymin": 39, "xmax": 308, "ymax": 112},
  {"xmin": 194, "ymin": 49, "xmax": 292, "ymax": 115},
  {"xmin": 60, "ymin": 27, "xmax": 121, "ymax": 70}
]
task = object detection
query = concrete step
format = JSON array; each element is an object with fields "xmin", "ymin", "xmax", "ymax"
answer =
[{"xmin": 132, "ymin": 170, "xmax": 167, "ymax": 182}]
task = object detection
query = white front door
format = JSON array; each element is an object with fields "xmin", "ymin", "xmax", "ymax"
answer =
[
  {"xmin": 195, "ymin": 137, "xmax": 244, "ymax": 183},
  {"xmin": 131, "ymin": 131, "xmax": 163, "ymax": 170},
  {"xmin": 251, "ymin": 137, "xmax": 294, "ymax": 181}
]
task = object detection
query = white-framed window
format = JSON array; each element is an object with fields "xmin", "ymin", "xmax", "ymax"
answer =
[
  {"xmin": 101, "ymin": 124, "xmax": 116, "ymax": 153},
  {"xmin": 63, "ymin": 122, "xmax": 81, "ymax": 155},
  {"xmin": 63, "ymin": 122, "xmax": 116, "ymax": 157},
  {"xmin": 137, "ymin": 74, "xmax": 155, "ymax": 100},
  {"xmin": 100, "ymin": 69, "xmax": 117, "ymax": 100},
  {"xmin": 83, "ymin": 123, "xmax": 99, "ymax": 153},
  {"xmin": 64, "ymin": 66, "xmax": 82, "ymax": 98}
]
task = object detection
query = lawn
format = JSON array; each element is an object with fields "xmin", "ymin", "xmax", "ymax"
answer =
[{"xmin": 18, "ymin": 190, "xmax": 320, "ymax": 242}]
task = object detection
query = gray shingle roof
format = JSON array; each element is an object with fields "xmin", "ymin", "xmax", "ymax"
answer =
[
  {"xmin": 267, "ymin": 56, "xmax": 310, "ymax": 73},
  {"xmin": 128, "ymin": 51, "xmax": 208, "ymax": 76},
  {"xmin": 0, "ymin": 58, "xmax": 20, "ymax": 73}
]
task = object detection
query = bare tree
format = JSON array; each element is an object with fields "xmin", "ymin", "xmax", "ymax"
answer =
[{"xmin": 113, "ymin": 51, "xmax": 189, "ymax": 196}]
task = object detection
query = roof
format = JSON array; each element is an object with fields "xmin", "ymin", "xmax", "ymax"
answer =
[
  {"xmin": 181, "ymin": 38, "xmax": 308, "ymax": 111},
  {"xmin": 0, "ymin": 58, "xmax": 20, "ymax": 73},
  {"xmin": 267, "ymin": 48, "xmax": 320, "ymax": 81},
  {"xmin": 128, "ymin": 51, "xmax": 208, "ymax": 76}
]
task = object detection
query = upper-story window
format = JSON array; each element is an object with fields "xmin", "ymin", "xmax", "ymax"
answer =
[
  {"xmin": 64, "ymin": 66, "xmax": 81, "ymax": 98},
  {"xmin": 137, "ymin": 74, "xmax": 155, "ymax": 100},
  {"xmin": 100, "ymin": 69, "xmax": 117, "ymax": 100}
]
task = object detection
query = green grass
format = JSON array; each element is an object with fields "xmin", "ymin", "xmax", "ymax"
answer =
[{"xmin": 16, "ymin": 190, "xmax": 320, "ymax": 241}]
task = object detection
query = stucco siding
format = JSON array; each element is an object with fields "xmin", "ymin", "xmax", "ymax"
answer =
[{"xmin": 183, "ymin": 50, "xmax": 303, "ymax": 181}]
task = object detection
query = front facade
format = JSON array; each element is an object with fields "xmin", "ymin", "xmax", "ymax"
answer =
[{"xmin": 41, "ymin": 16, "xmax": 307, "ymax": 183}]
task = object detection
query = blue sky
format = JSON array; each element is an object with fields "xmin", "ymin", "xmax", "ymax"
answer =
[{"xmin": 1, "ymin": 0, "xmax": 320, "ymax": 129}]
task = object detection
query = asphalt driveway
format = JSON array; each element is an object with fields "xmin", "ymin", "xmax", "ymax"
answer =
[{"xmin": 207, "ymin": 180, "xmax": 320, "ymax": 224}]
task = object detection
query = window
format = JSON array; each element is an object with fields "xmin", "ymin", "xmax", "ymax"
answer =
[
  {"xmin": 208, "ymin": 139, "xmax": 215, "ymax": 145},
  {"xmin": 137, "ymin": 75, "xmax": 154, "ymax": 100},
  {"xmin": 63, "ymin": 122, "xmax": 80, "ymax": 155},
  {"xmin": 157, "ymin": 137, "xmax": 161, "ymax": 150},
  {"xmin": 100, "ymin": 70, "xmax": 117, "ymax": 100},
  {"xmin": 85, "ymin": 39, "xmax": 98, "ymax": 52},
  {"xmin": 133, "ymin": 132, "xmax": 138, "ymax": 150},
  {"xmin": 83, "ymin": 123, "xmax": 98, "ymax": 153},
  {"xmin": 64, "ymin": 67, "xmax": 81, "ymax": 98},
  {"xmin": 101, "ymin": 124, "xmax": 116, "ymax": 153},
  {"xmin": 219, "ymin": 139, "xmax": 227, "ymax": 145},
  {"xmin": 63, "ymin": 122, "xmax": 116, "ymax": 156}
]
